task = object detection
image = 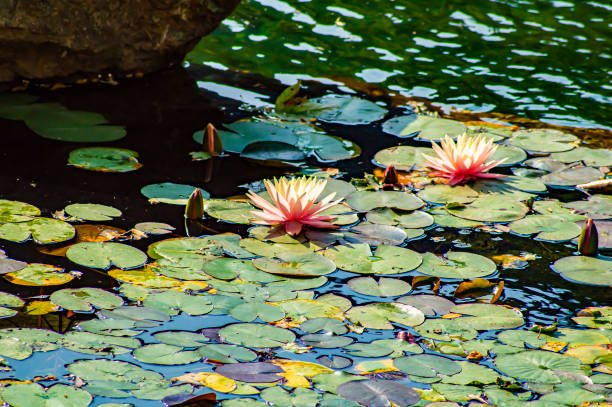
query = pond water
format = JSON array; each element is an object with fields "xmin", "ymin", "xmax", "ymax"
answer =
[{"xmin": 0, "ymin": 0, "xmax": 611, "ymax": 406}]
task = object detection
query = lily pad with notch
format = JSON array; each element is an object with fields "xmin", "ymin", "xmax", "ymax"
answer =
[
  {"xmin": 323, "ymin": 243, "xmax": 422, "ymax": 275},
  {"xmin": 446, "ymin": 196, "xmax": 528, "ymax": 222},
  {"xmin": 337, "ymin": 378, "xmax": 420, "ymax": 407},
  {"xmin": 0, "ymin": 217, "xmax": 75, "ymax": 244},
  {"xmin": 373, "ymin": 145, "xmax": 431, "ymax": 171},
  {"xmin": 345, "ymin": 302, "xmax": 424, "ymax": 329},
  {"xmin": 0, "ymin": 383, "xmax": 92, "ymax": 407},
  {"xmin": 552, "ymin": 256, "xmax": 612, "ymax": 286},
  {"xmin": 494, "ymin": 350, "xmax": 584, "ymax": 383},
  {"xmin": 551, "ymin": 147, "xmax": 612, "ymax": 167},
  {"xmin": 219, "ymin": 323, "xmax": 296, "ymax": 348},
  {"xmin": 68, "ymin": 147, "xmax": 142, "ymax": 172},
  {"xmin": 50, "ymin": 287, "xmax": 123, "ymax": 312},
  {"xmin": 541, "ymin": 166, "xmax": 603, "ymax": 187},
  {"xmin": 346, "ymin": 190, "xmax": 425, "ymax": 212},
  {"xmin": 348, "ymin": 276, "xmax": 411, "ymax": 297},
  {"xmin": 141, "ymin": 183, "xmax": 209, "ymax": 205},
  {"xmin": 563, "ymin": 195, "xmax": 612, "ymax": 220},
  {"xmin": 416, "ymin": 251, "xmax": 497, "ymax": 279},
  {"xmin": 0, "ymin": 199, "xmax": 41, "ymax": 223},
  {"xmin": 394, "ymin": 354, "xmax": 462, "ymax": 378},
  {"xmin": 366, "ymin": 208, "xmax": 434, "ymax": 228},
  {"xmin": 509, "ymin": 215, "xmax": 581, "ymax": 241},
  {"xmin": 252, "ymin": 252, "xmax": 336, "ymax": 277},
  {"xmin": 65, "ymin": 203, "xmax": 122, "ymax": 221},
  {"xmin": 67, "ymin": 242, "xmax": 147, "ymax": 269},
  {"xmin": 310, "ymin": 94, "xmax": 388, "ymax": 125},
  {"xmin": 508, "ymin": 129, "xmax": 578, "ymax": 153},
  {"xmin": 133, "ymin": 344, "xmax": 202, "ymax": 365},
  {"xmin": 4, "ymin": 263, "xmax": 74, "ymax": 286}
]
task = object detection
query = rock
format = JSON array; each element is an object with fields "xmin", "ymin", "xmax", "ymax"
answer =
[{"xmin": 0, "ymin": 0, "xmax": 240, "ymax": 83}]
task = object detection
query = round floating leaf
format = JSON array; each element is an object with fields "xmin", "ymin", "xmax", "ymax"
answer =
[
  {"xmin": 301, "ymin": 333, "xmax": 354, "ymax": 348},
  {"xmin": 134, "ymin": 222, "xmax": 175, "ymax": 235},
  {"xmin": 133, "ymin": 344, "xmax": 201, "ymax": 365},
  {"xmin": 0, "ymin": 199, "xmax": 40, "ymax": 223},
  {"xmin": 25, "ymin": 109, "xmax": 126, "ymax": 142},
  {"xmin": 382, "ymin": 114, "xmax": 419, "ymax": 137},
  {"xmin": 261, "ymin": 387, "xmax": 322, "ymax": 407},
  {"xmin": 366, "ymin": 208, "xmax": 434, "ymax": 228},
  {"xmin": 323, "ymin": 243, "xmax": 422, "ymax": 275},
  {"xmin": 414, "ymin": 318, "xmax": 478, "ymax": 341},
  {"xmin": 50, "ymin": 287, "xmax": 123, "ymax": 312},
  {"xmin": 204, "ymin": 199, "xmax": 254, "ymax": 224},
  {"xmin": 143, "ymin": 291, "xmax": 213, "ymax": 316},
  {"xmin": 346, "ymin": 191, "xmax": 425, "ymax": 212},
  {"xmin": 451, "ymin": 303, "xmax": 524, "ymax": 330},
  {"xmin": 374, "ymin": 146, "xmax": 431, "ymax": 171},
  {"xmin": 551, "ymin": 147, "xmax": 612, "ymax": 166},
  {"xmin": 417, "ymin": 185, "xmax": 479, "ymax": 205},
  {"xmin": 219, "ymin": 323, "xmax": 296, "ymax": 348},
  {"xmin": 152, "ymin": 331, "xmax": 209, "ymax": 347},
  {"xmin": 508, "ymin": 129, "xmax": 578, "ymax": 153},
  {"xmin": 311, "ymin": 94, "xmax": 388, "ymax": 125},
  {"xmin": 252, "ymin": 252, "xmax": 336, "ymax": 277},
  {"xmin": 141, "ymin": 183, "xmax": 209, "ymax": 205},
  {"xmin": 509, "ymin": 215, "xmax": 581, "ymax": 241},
  {"xmin": 396, "ymin": 294, "xmax": 455, "ymax": 316},
  {"xmin": 441, "ymin": 361, "xmax": 501, "ymax": 385},
  {"xmin": 0, "ymin": 291, "xmax": 24, "ymax": 318},
  {"xmin": 241, "ymin": 141, "xmax": 306, "ymax": 162},
  {"xmin": 534, "ymin": 200, "xmax": 587, "ymax": 221},
  {"xmin": 0, "ymin": 383, "xmax": 92, "ymax": 407},
  {"xmin": 300, "ymin": 317, "xmax": 348, "ymax": 335},
  {"xmin": 342, "ymin": 224, "xmax": 407, "ymax": 246},
  {"xmin": 215, "ymin": 362, "xmax": 283, "ymax": 383},
  {"xmin": 230, "ymin": 301, "xmax": 285, "ymax": 322},
  {"xmin": 564, "ymin": 195, "xmax": 612, "ymax": 220},
  {"xmin": 394, "ymin": 354, "xmax": 462, "ymax": 378},
  {"xmin": 68, "ymin": 147, "xmax": 142, "ymax": 172},
  {"xmin": 276, "ymin": 299, "xmax": 344, "ymax": 321},
  {"xmin": 4, "ymin": 263, "xmax": 73, "ymax": 286},
  {"xmin": 0, "ymin": 256, "xmax": 26, "ymax": 275},
  {"xmin": 65, "ymin": 203, "xmax": 122, "ymax": 221},
  {"xmin": 345, "ymin": 302, "xmax": 424, "ymax": 329},
  {"xmin": 417, "ymin": 252, "xmax": 497, "ymax": 279},
  {"xmin": 345, "ymin": 339, "xmax": 422, "ymax": 358},
  {"xmin": 67, "ymin": 242, "xmax": 147, "ymax": 269},
  {"xmin": 541, "ymin": 167, "xmax": 603, "ymax": 187},
  {"xmin": 495, "ymin": 350, "xmax": 584, "ymax": 383},
  {"xmin": 446, "ymin": 196, "xmax": 528, "ymax": 222},
  {"xmin": 198, "ymin": 344, "xmax": 257, "ymax": 364},
  {"xmin": 61, "ymin": 331, "xmax": 140, "ymax": 355},
  {"xmin": 552, "ymin": 256, "xmax": 612, "ymax": 286},
  {"xmin": 348, "ymin": 276, "xmax": 411, "ymax": 297},
  {"xmin": 480, "ymin": 175, "xmax": 547, "ymax": 193},
  {"xmin": 337, "ymin": 378, "xmax": 420, "ymax": 407},
  {"xmin": 488, "ymin": 145, "xmax": 527, "ymax": 166},
  {"xmin": 317, "ymin": 355, "xmax": 352, "ymax": 369},
  {"xmin": 391, "ymin": 115, "xmax": 466, "ymax": 141},
  {"xmin": 466, "ymin": 124, "xmax": 512, "ymax": 141},
  {"xmin": 525, "ymin": 157, "xmax": 568, "ymax": 172},
  {"xmin": 0, "ymin": 217, "xmax": 75, "ymax": 244},
  {"xmin": 429, "ymin": 207, "xmax": 485, "ymax": 228}
]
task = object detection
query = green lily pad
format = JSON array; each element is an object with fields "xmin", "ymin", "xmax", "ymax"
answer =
[
  {"xmin": 68, "ymin": 147, "xmax": 142, "ymax": 172},
  {"xmin": 67, "ymin": 242, "xmax": 147, "ymax": 269},
  {"xmin": 141, "ymin": 183, "xmax": 209, "ymax": 205},
  {"xmin": 342, "ymin": 223, "xmax": 408, "ymax": 246},
  {"xmin": 0, "ymin": 328, "xmax": 62, "ymax": 359},
  {"xmin": 431, "ymin": 384, "xmax": 482, "ymax": 403},
  {"xmin": 198, "ymin": 343, "xmax": 257, "ymax": 363},
  {"xmin": 301, "ymin": 333, "xmax": 354, "ymax": 348},
  {"xmin": 564, "ymin": 195, "xmax": 612, "ymax": 220},
  {"xmin": 366, "ymin": 208, "xmax": 434, "ymax": 228},
  {"xmin": 441, "ymin": 361, "xmax": 502, "ymax": 385},
  {"xmin": 345, "ymin": 302, "xmax": 424, "ymax": 329},
  {"xmin": 495, "ymin": 350, "xmax": 584, "ymax": 383},
  {"xmin": 142, "ymin": 291, "xmax": 213, "ymax": 315},
  {"xmin": 4, "ymin": 263, "xmax": 74, "ymax": 286},
  {"xmin": 509, "ymin": 215, "xmax": 581, "ymax": 241},
  {"xmin": 466, "ymin": 124, "xmax": 513, "ymax": 141},
  {"xmin": 382, "ymin": 114, "xmax": 419, "ymax": 137},
  {"xmin": 300, "ymin": 317, "xmax": 348, "ymax": 335},
  {"xmin": 0, "ymin": 292, "xmax": 24, "ymax": 318},
  {"xmin": 451, "ymin": 303, "xmax": 524, "ymax": 330},
  {"xmin": 252, "ymin": 252, "xmax": 336, "ymax": 277},
  {"xmin": 311, "ymin": 94, "xmax": 388, "ymax": 125},
  {"xmin": 230, "ymin": 301, "xmax": 285, "ymax": 322},
  {"xmin": 50, "ymin": 287, "xmax": 123, "ymax": 312},
  {"xmin": 218, "ymin": 323, "xmax": 296, "ymax": 348},
  {"xmin": 0, "ymin": 199, "xmax": 40, "ymax": 223},
  {"xmin": 551, "ymin": 147, "xmax": 612, "ymax": 166},
  {"xmin": 508, "ymin": 129, "xmax": 578, "ymax": 153},
  {"xmin": 373, "ymin": 146, "xmax": 431, "ymax": 170},
  {"xmin": 337, "ymin": 378, "xmax": 420, "ymax": 407},
  {"xmin": 388, "ymin": 115, "xmax": 466, "ymax": 141},
  {"xmin": 429, "ymin": 207, "xmax": 485, "ymax": 228},
  {"xmin": 533, "ymin": 200, "xmax": 587, "ymax": 221},
  {"xmin": 417, "ymin": 184, "xmax": 479, "ymax": 204},
  {"xmin": 61, "ymin": 331, "xmax": 141, "ymax": 355},
  {"xmin": 489, "ymin": 145, "xmax": 527, "ymax": 166},
  {"xmin": 396, "ymin": 294, "xmax": 455, "ymax": 316},
  {"xmin": 241, "ymin": 141, "xmax": 306, "ymax": 162},
  {"xmin": 65, "ymin": 203, "xmax": 122, "ymax": 221},
  {"xmin": 261, "ymin": 387, "xmax": 322, "ymax": 407},
  {"xmin": 417, "ymin": 251, "xmax": 497, "ymax": 279},
  {"xmin": 446, "ymin": 196, "xmax": 528, "ymax": 222},
  {"xmin": 394, "ymin": 354, "xmax": 462, "ymax": 378},
  {"xmin": 541, "ymin": 167, "xmax": 603, "ymax": 187},
  {"xmin": 152, "ymin": 331, "xmax": 209, "ymax": 347},
  {"xmin": 346, "ymin": 191, "xmax": 425, "ymax": 212},
  {"xmin": 275, "ymin": 299, "xmax": 344, "ymax": 321},
  {"xmin": 204, "ymin": 199, "xmax": 254, "ymax": 224},
  {"xmin": 133, "ymin": 344, "xmax": 202, "ymax": 365},
  {"xmin": 323, "ymin": 243, "xmax": 422, "ymax": 274},
  {"xmin": 552, "ymin": 256, "xmax": 612, "ymax": 286},
  {"xmin": 0, "ymin": 217, "xmax": 75, "ymax": 244},
  {"xmin": 414, "ymin": 318, "xmax": 478, "ymax": 341},
  {"xmin": 345, "ymin": 339, "xmax": 422, "ymax": 357},
  {"xmin": 348, "ymin": 276, "xmax": 411, "ymax": 297},
  {"xmin": 0, "ymin": 383, "xmax": 92, "ymax": 407}
]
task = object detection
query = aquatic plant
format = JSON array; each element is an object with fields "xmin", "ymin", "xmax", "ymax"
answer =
[
  {"xmin": 422, "ymin": 134, "xmax": 506, "ymax": 185},
  {"xmin": 246, "ymin": 176, "xmax": 341, "ymax": 235},
  {"xmin": 184, "ymin": 189, "xmax": 204, "ymax": 220},
  {"xmin": 578, "ymin": 218, "xmax": 598, "ymax": 256}
]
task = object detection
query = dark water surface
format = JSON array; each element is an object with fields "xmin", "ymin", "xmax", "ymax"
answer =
[{"xmin": 191, "ymin": 0, "xmax": 612, "ymax": 129}]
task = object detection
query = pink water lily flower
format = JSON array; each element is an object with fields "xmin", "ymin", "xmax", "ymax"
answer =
[
  {"xmin": 246, "ymin": 176, "xmax": 342, "ymax": 235},
  {"xmin": 422, "ymin": 134, "xmax": 507, "ymax": 185}
]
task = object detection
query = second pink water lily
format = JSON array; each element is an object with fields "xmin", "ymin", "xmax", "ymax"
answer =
[
  {"xmin": 422, "ymin": 134, "xmax": 507, "ymax": 185},
  {"xmin": 246, "ymin": 176, "xmax": 341, "ymax": 235}
]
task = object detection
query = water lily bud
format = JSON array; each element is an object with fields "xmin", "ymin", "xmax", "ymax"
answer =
[
  {"xmin": 578, "ymin": 218, "xmax": 598, "ymax": 256},
  {"xmin": 185, "ymin": 189, "xmax": 204, "ymax": 220},
  {"xmin": 382, "ymin": 165, "xmax": 401, "ymax": 189},
  {"xmin": 205, "ymin": 123, "xmax": 223, "ymax": 156}
]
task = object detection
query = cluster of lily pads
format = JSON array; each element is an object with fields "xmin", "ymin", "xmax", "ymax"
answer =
[{"xmin": 0, "ymin": 85, "xmax": 611, "ymax": 407}]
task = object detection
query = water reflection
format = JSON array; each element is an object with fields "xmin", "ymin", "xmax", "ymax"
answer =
[{"xmin": 191, "ymin": 0, "xmax": 612, "ymax": 128}]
